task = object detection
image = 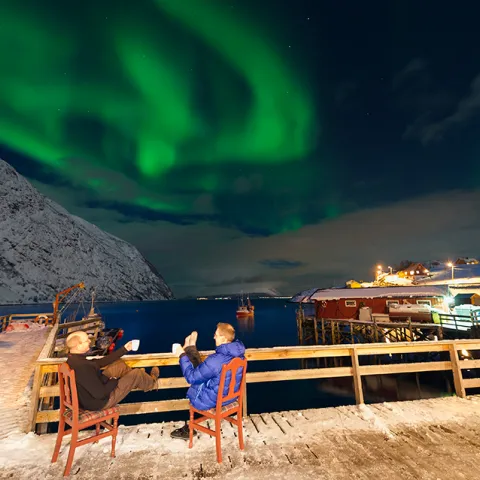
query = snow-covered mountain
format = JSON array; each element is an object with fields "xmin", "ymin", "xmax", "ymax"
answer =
[{"xmin": 0, "ymin": 159, "xmax": 174, "ymax": 304}]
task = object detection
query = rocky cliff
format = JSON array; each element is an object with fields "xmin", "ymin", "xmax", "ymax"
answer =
[{"xmin": 0, "ymin": 159, "xmax": 174, "ymax": 304}]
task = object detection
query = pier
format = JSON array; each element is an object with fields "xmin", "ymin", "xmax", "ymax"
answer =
[{"xmin": 2, "ymin": 319, "xmax": 480, "ymax": 478}]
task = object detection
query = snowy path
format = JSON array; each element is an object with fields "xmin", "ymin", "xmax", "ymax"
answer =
[
  {"xmin": 1, "ymin": 395, "xmax": 480, "ymax": 479},
  {"xmin": 0, "ymin": 327, "xmax": 50, "ymax": 440}
]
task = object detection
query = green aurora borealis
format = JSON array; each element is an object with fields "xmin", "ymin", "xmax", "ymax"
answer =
[{"xmin": 0, "ymin": 0, "xmax": 322, "ymax": 234}]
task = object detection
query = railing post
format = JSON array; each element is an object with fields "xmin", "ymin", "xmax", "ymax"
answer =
[
  {"xmin": 350, "ymin": 347, "xmax": 364, "ymax": 404},
  {"xmin": 449, "ymin": 343, "xmax": 465, "ymax": 399},
  {"xmin": 242, "ymin": 384, "xmax": 248, "ymax": 417},
  {"xmin": 28, "ymin": 364, "xmax": 44, "ymax": 432}
]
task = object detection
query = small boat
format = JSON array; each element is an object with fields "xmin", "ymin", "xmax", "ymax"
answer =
[{"xmin": 236, "ymin": 294, "xmax": 254, "ymax": 317}]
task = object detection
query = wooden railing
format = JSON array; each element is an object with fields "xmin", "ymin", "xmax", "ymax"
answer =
[
  {"xmin": 0, "ymin": 312, "xmax": 54, "ymax": 333},
  {"xmin": 28, "ymin": 336, "xmax": 480, "ymax": 433},
  {"xmin": 437, "ymin": 313, "xmax": 480, "ymax": 334}
]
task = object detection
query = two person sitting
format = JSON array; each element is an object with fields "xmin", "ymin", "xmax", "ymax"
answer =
[{"xmin": 65, "ymin": 322, "xmax": 245, "ymax": 438}]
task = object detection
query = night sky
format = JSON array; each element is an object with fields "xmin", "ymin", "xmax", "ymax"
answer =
[{"xmin": 1, "ymin": 0, "xmax": 479, "ymax": 297}]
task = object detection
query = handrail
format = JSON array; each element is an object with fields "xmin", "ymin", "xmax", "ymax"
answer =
[
  {"xmin": 0, "ymin": 312, "xmax": 54, "ymax": 333},
  {"xmin": 28, "ymin": 338, "xmax": 480, "ymax": 432}
]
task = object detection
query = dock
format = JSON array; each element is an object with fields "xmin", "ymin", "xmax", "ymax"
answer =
[
  {"xmin": 3, "ymin": 321, "xmax": 480, "ymax": 478},
  {"xmin": 1, "ymin": 396, "xmax": 480, "ymax": 479},
  {"xmin": 0, "ymin": 326, "xmax": 51, "ymax": 440}
]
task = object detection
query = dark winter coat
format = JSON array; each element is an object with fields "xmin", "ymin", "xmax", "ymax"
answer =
[
  {"xmin": 180, "ymin": 340, "xmax": 246, "ymax": 410},
  {"xmin": 67, "ymin": 346, "xmax": 127, "ymax": 410}
]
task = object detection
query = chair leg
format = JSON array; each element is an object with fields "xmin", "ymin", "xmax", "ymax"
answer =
[
  {"xmin": 188, "ymin": 408, "xmax": 194, "ymax": 449},
  {"xmin": 237, "ymin": 414, "xmax": 245, "ymax": 450},
  {"xmin": 64, "ymin": 429, "xmax": 78, "ymax": 476},
  {"xmin": 94, "ymin": 423, "xmax": 100, "ymax": 443},
  {"xmin": 51, "ymin": 417, "xmax": 65, "ymax": 463},
  {"xmin": 111, "ymin": 417, "xmax": 118, "ymax": 458},
  {"xmin": 215, "ymin": 418, "xmax": 222, "ymax": 463}
]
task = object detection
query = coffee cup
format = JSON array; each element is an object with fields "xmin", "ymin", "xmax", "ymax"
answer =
[
  {"xmin": 131, "ymin": 339, "xmax": 140, "ymax": 351},
  {"xmin": 172, "ymin": 343, "xmax": 181, "ymax": 354}
]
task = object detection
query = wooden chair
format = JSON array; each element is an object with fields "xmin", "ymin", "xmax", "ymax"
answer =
[
  {"xmin": 51, "ymin": 363, "xmax": 120, "ymax": 476},
  {"xmin": 189, "ymin": 357, "xmax": 247, "ymax": 463}
]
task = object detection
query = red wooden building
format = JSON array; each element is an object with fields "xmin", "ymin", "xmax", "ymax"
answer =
[{"xmin": 293, "ymin": 286, "xmax": 449, "ymax": 322}]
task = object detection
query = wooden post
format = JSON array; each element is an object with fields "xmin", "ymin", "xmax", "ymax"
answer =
[
  {"xmin": 28, "ymin": 364, "xmax": 44, "ymax": 432},
  {"xmin": 350, "ymin": 347, "xmax": 364, "ymax": 404},
  {"xmin": 313, "ymin": 318, "xmax": 319, "ymax": 345},
  {"xmin": 449, "ymin": 343, "xmax": 466, "ymax": 398},
  {"xmin": 321, "ymin": 318, "xmax": 326, "ymax": 345}
]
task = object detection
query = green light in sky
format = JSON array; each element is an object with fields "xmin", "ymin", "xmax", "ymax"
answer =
[{"xmin": 0, "ymin": 0, "xmax": 321, "ymax": 233}]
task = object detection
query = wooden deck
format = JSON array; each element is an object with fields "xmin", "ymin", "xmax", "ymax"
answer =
[
  {"xmin": 0, "ymin": 327, "xmax": 51, "ymax": 439},
  {"xmin": 1, "ymin": 396, "xmax": 480, "ymax": 479}
]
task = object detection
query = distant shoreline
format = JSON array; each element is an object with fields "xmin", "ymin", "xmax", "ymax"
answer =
[{"xmin": 0, "ymin": 297, "xmax": 291, "ymax": 307}]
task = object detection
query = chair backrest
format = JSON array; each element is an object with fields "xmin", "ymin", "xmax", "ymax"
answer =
[
  {"xmin": 58, "ymin": 363, "xmax": 80, "ymax": 417},
  {"xmin": 216, "ymin": 357, "xmax": 247, "ymax": 410}
]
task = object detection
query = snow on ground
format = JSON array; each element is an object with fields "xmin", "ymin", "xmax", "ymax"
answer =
[
  {"xmin": 1, "ymin": 396, "xmax": 480, "ymax": 479},
  {"xmin": 0, "ymin": 326, "xmax": 50, "ymax": 440}
]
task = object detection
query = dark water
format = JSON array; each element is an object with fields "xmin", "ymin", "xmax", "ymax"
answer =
[{"xmin": 2, "ymin": 299, "xmax": 452, "ymax": 425}]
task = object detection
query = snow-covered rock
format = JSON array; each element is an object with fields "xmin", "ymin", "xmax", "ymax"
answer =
[{"xmin": 0, "ymin": 159, "xmax": 174, "ymax": 304}]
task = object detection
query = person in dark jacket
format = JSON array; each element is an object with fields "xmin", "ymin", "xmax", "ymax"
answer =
[
  {"xmin": 171, "ymin": 322, "xmax": 246, "ymax": 439},
  {"xmin": 66, "ymin": 331, "xmax": 159, "ymax": 411}
]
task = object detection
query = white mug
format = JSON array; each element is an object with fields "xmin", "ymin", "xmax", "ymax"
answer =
[
  {"xmin": 131, "ymin": 339, "xmax": 140, "ymax": 351},
  {"xmin": 172, "ymin": 343, "xmax": 181, "ymax": 354}
]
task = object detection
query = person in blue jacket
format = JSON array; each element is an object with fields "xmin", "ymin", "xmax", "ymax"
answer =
[{"xmin": 171, "ymin": 322, "xmax": 246, "ymax": 440}]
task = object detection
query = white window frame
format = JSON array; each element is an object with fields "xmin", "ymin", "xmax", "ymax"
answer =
[
  {"xmin": 386, "ymin": 300, "xmax": 400, "ymax": 306},
  {"xmin": 417, "ymin": 300, "xmax": 432, "ymax": 306},
  {"xmin": 345, "ymin": 300, "xmax": 357, "ymax": 307}
]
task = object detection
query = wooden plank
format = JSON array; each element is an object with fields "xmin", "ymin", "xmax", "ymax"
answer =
[
  {"xmin": 39, "ymin": 367, "xmax": 354, "ymax": 399},
  {"xmin": 449, "ymin": 343, "xmax": 466, "ymax": 399},
  {"xmin": 359, "ymin": 361, "xmax": 452, "ymax": 376},
  {"xmin": 36, "ymin": 399, "xmax": 190, "ymax": 423},
  {"xmin": 37, "ymin": 325, "xmax": 57, "ymax": 360},
  {"xmin": 463, "ymin": 378, "xmax": 480, "ymax": 389},
  {"xmin": 39, "ymin": 375, "xmax": 190, "ymax": 398},
  {"xmin": 36, "ymin": 340, "xmax": 480, "ymax": 365},
  {"xmin": 350, "ymin": 348, "xmax": 364, "ymax": 405},
  {"xmin": 459, "ymin": 359, "xmax": 480, "ymax": 369},
  {"xmin": 246, "ymin": 367, "xmax": 353, "ymax": 383},
  {"xmin": 355, "ymin": 343, "xmax": 450, "ymax": 355}
]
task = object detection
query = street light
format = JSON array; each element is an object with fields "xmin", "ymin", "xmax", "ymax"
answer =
[
  {"xmin": 387, "ymin": 266, "xmax": 393, "ymax": 275},
  {"xmin": 447, "ymin": 262, "xmax": 454, "ymax": 280}
]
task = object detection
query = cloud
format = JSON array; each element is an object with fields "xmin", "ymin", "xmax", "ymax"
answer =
[
  {"xmin": 404, "ymin": 73, "xmax": 480, "ymax": 145},
  {"xmin": 259, "ymin": 259, "xmax": 305, "ymax": 269},
  {"xmin": 392, "ymin": 58, "xmax": 427, "ymax": 90},
  {"xmin": 25, "ymin": 179, "xmax": 480, "ymax": 298}
]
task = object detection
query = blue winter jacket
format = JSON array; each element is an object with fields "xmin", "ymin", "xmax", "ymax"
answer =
[{"xmin": 180, "ymin": 340, "xmax": 246, "ymax": 410}]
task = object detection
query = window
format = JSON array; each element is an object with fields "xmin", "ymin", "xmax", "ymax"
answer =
[
  {"xmin": 386, "ymin": 300, "xmax": 399, "ymax": 306},
  {"xmin": 417, "ymin": 300, "xmax": 432, "ymax": 306},
  {"xmin": 345, "ymin": 300, "xmax": 357, "ymax": 307}
]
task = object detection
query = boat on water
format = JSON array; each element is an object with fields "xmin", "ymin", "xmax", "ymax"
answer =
[{"xmin": 236, "ymin": 294, "xmax": 255, "ymax": 317}]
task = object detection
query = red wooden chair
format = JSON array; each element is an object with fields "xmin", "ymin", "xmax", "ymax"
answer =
[
  {"xmin": 189, "ymin": 357, "xmax": 247, "ymax": 463},
  {"xmin": 51, "ymin": 363, "xmax": 120, "ymax": 476}
]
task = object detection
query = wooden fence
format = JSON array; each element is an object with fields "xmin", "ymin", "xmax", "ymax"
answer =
[{"xmin": 28, "ymin": 332, "xmax": 480, "ymax": 433}]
